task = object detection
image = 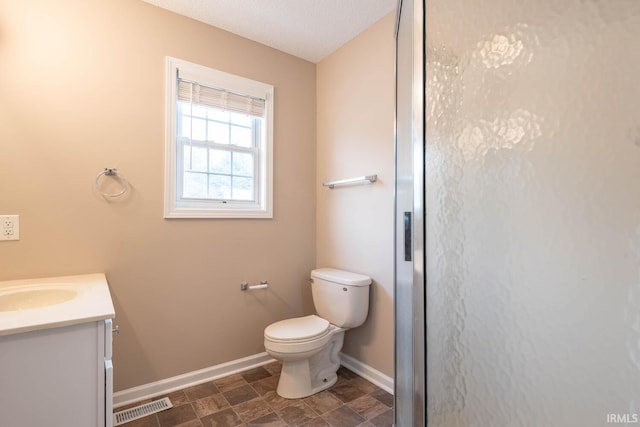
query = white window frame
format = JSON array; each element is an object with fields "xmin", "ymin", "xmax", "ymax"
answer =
[{"xmin": 164, "ymin": 57, "xmax": 274, "ymax": 218}]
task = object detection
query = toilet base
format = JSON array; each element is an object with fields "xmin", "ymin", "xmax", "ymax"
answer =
[
  {"xmin": 277, "ymin": 359, "xmax": 338, "ymax": 399},
  {"xmin": 273, "ymin": 328, "xmax": 345, "ymax": 399}
]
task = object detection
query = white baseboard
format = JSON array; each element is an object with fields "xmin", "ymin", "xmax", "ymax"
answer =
[
  {"xmin": 339, "ymin": 352, "xmax": 394, "ymax": 394},
  {"xmin": 114, "ymin": 351, "xmax": 394, "ymax": 408},
  {"xmin": 113, "ymin": 352, "xmax": 275, "ymax": 408}
]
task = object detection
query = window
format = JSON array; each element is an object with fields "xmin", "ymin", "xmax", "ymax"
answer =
[{"xmin": 164, "ymin": 57, "xmax": 274, "ymax": 218}]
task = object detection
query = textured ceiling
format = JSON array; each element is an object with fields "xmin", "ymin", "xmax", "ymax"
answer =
[{"xmin": 141, "ymin": 0, "xmax": 397, "ymax": 63}]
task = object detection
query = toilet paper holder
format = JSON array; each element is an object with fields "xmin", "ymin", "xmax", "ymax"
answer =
[{"xmin": 240, "ymin": 280, "xmax": 269, "ymax": 291}]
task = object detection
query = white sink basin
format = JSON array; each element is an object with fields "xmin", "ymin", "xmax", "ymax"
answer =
[
  {"xmin": 0, "ymin": 274, "xmax": 115, "ymax": 336},
  {"xmin": 0, "ymin": 287, "xmax": 78, "ymax": 312}
]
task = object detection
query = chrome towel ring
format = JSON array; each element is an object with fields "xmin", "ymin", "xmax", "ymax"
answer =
[{"xmin": 95, "ymin": 168, "xmax": 129, "ymax": 198}]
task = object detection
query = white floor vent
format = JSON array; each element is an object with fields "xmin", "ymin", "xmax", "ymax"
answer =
[{"xmin": 113, "ymin": 397, "xmax": 173, "ymax": 426}]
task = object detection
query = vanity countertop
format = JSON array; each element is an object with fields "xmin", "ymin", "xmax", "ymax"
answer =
[{"xmin": 0, "ymin": 273, "xmax": 115, "ymax": 336}]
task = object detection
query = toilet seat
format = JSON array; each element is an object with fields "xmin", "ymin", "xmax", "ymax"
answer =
[
  {"xmin": 265, "ymin": 315, "xmax": 330, "ymax": 343},
  {"xmin": 264, "ymin": 315, "xmax": 335, "ymax": 355}
]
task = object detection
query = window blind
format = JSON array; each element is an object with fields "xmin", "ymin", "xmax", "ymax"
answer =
[{"xmin": 177, "ymin": 78, "xmax": 266, "ymax": 118}]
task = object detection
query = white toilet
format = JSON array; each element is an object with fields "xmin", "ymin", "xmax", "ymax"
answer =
[{"xmin": 264, "ymin": 268, "xmax": 371, "ymax": 399}]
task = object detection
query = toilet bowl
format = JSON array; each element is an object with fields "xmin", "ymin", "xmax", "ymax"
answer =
[
  {"xmin": 264, "ymin": 315, "xmax": 345, "ymax": 398},
  {"xmin": 263, "ymin": 268, "xmax": 371, "ymax": 399}
]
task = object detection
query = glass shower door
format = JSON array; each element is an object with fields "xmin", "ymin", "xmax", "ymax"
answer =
[{"xmin": 424, "ymin": 0, "xmax": 640, "ymax": 426}]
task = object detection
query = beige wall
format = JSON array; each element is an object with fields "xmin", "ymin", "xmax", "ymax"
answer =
[
  {"xmin": 316, "ymin": 13, "xmax": 396, "ymax": 377},
  {"xmin": 0, "ymin": 0, "xmax": 316, "ymax": 391}
]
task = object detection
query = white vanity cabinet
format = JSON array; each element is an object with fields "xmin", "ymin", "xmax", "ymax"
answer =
[
  {"xmin": 0, "ymin": 274, "xmax": 115, "ymax": 427},
  {"xmin": 0, "ymin": 318, "xmax": 114, "ymax": 427}
]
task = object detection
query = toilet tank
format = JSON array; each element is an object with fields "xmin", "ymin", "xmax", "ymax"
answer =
[{"xmin": 310, "ymin": 268, "xmax": 371, "ymax": 328}]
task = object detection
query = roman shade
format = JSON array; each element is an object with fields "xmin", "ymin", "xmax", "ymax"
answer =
[{"xmin": 177, "ymin": 77, "xmax": 266, "ymax": 118}]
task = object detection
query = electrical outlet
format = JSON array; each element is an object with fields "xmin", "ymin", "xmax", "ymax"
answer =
[{"xmin": 0, "ymin": 215, "xmax": 19, "ymax": 241}]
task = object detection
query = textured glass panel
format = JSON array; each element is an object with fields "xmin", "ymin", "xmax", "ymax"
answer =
[{"xmin": 426, "ymin": 1, "xmax": 640, "ymax": 426}]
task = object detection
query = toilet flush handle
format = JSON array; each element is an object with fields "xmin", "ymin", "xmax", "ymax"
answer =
[{"xmin": 307, "ymin": 278, "xmax": 314, "ymax": 284}]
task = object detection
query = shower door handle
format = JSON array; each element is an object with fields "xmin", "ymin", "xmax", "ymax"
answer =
[{"xmin": 404, "ymin": 211, "xmax": 412, "ymax": 261}]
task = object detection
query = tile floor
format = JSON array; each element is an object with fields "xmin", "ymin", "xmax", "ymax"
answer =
[{"xmin": 118, "ymin": 362, "xmax": 393, "ymax": 427}]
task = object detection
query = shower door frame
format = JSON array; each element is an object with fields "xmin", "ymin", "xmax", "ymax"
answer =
[{"xmin": 394, "ymin": 0, "xmax": 426, "ymax": 425}]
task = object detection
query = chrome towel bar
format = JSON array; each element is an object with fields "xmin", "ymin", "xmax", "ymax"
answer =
[{"xmin": 322, "ymin": 174, "xmax": 377, "ymax": 189}]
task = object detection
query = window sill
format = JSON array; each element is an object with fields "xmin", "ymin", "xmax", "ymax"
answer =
[{"xmin": 164, "ymin": 206, "xmax": 273, "ymax": 219}]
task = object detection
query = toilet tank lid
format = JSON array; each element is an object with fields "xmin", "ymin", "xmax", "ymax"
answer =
[{"xmin": 311, "ymin": 268, "xmax": 371, "ymax": 287}]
